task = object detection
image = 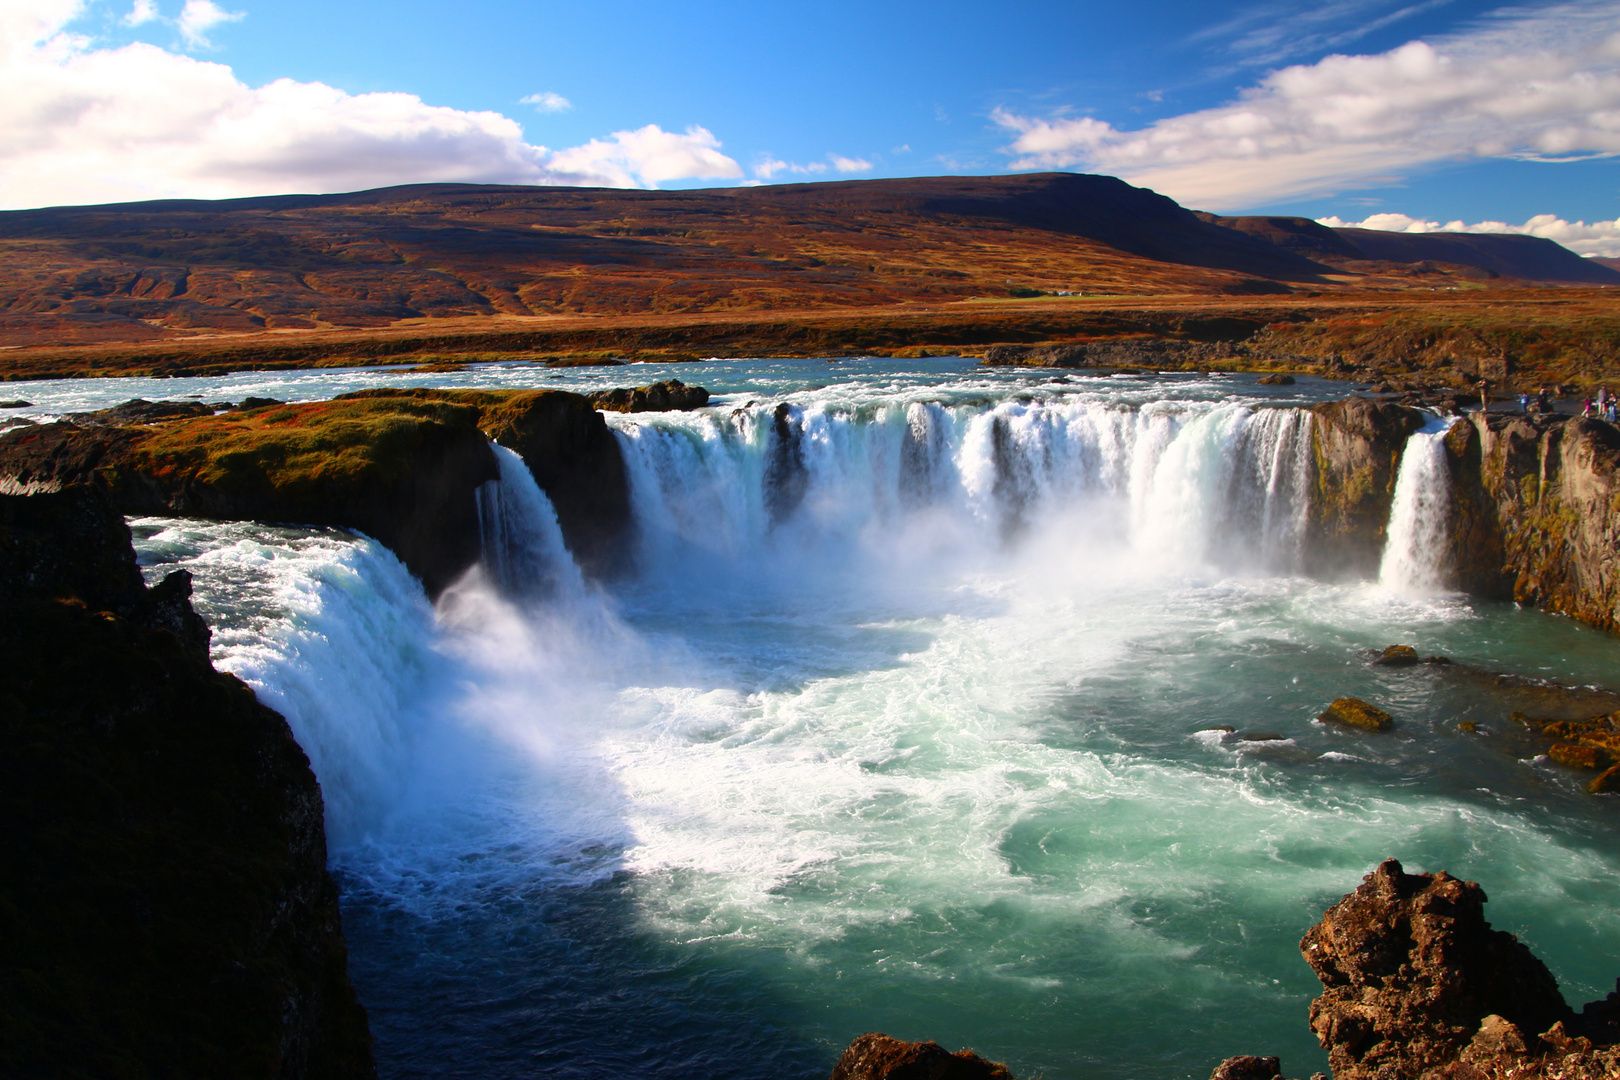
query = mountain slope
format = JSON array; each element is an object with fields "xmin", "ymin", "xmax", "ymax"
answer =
[
  {"xmin": 1208, "ymin": 214, "xmax": 1620, "ymax": 285},
  {"xmin": 0, "ymin": 174, "xmax": 1329, "ymax": 346}
]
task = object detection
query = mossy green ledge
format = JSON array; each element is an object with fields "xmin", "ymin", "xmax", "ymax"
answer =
[{"xmin": 0, "ymin": 388, "xmax": 631, "ymax": 596}]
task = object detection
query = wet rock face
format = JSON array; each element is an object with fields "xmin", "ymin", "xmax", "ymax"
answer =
[
  {"xmin": 1301, "ymin": 859, "xmax": 1571, "ymax": 1080},
  {"xmin": 0, "ymin": 487, "xmax": 374, "ymax": 1078},
  {"xmin": 1444, "ymin": 413, "xmax": 1620, "ymax": 633},
  {"xmin": 1305, "ymin": 397, "xmax": 1426, "ymax": 580},
  {"xmin": 765, "ymin": 401, "xmax": 809, "ymax": 526},
  {"xmin": 828, "ymin": 1034, "xmax": 1014, "ymax": 1080}
]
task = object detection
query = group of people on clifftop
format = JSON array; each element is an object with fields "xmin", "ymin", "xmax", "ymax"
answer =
[{"xmin": 1482, "ymin": 379, "xmax": 1619, "ymax": 421}]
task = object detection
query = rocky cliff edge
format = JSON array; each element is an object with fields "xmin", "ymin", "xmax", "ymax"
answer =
[{"xmin": 0, "ymin": 485, "xmax": 374, "ymax": 1078}]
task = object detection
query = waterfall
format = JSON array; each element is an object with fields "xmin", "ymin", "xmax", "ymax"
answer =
[
  {"xmin": 477, "ymin": 444, "xmax": 587, "ymax": 603},
  {"xmin": 610, "ymin": 398, "xmax": 1317, "ymax": 579},
  {"xmin": 1378, "ymin": 420, "xmax": 1456, "ymax": 594}
]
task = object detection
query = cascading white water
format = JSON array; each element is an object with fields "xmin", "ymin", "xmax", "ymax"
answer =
[
  {"xmin": 1379, "ymin": 420, "xmax": 1457, "ymax": 594},
  {"xmin": 612, "ymin": 397, "xmax": 1317, "ymax": 580},
  {"xmin": 477, "ymin": 443, "xmax": 588, "ymax": 603},
  {"xmin": 129, "ymin": 518, "xmax": 445, "ymax": 843}
]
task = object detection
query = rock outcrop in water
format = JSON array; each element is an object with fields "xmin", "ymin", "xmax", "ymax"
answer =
[
  {"xmin": 1208, "ymin": 858, "xmax": 1620, "ymax": 1080},
  {"xmin": 338, "ymin": 388, "xmax": 634, "ymax": 578},
  {"xmin": 1443, "ymin": 412, "xmax": 1620, "ymax": 633},
  {"xmin": 0, "ymin": 486, "xmax": 374, "ymax": 1078},
  {"xmin": 586, "ymin": 378, "xmax": 710, "ymax": 413},
  {"xmin": 1305, "ymin": 397, "xmax": 1426, "ymax": 579}
]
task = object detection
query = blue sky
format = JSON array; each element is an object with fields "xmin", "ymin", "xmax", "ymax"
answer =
[{"xmin": 4, "ymin": 0, "xmax": 1619, "ymax": 253}]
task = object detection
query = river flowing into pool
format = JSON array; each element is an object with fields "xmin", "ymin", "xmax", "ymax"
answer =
[{"xmin": 27, "ymin": 357, "xmax": 1616, "ymax": 1079}]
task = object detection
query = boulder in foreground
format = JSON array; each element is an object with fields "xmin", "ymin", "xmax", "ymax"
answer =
[
  {"xmin": 829, "ymin": 1033, "xmax": 1013, "ymax": 1080},
  {"xmin": 1301, "ymin": 859, "xmax": 1620, "ymax": 1080}
]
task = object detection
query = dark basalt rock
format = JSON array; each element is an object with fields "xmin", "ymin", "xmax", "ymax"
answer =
[
  {"xmin": 1206, "ymin": 1055, "xmax": 1302, "ymax": 1080},
  {"xmin": 65, "ymin": 397, "xmax": 215, "ymax": 425},
  {"xmin": 0, "ymin": 486, "xmax": 374, "ymax": 1078},
  {"xmin": 1206, "ymin": 859, "xmax": 1620, "ymax": 1080},
  {"xmin": 1442, "ymin": 412, "xmax": 1620, "ymax": 633},
  {"xmin": 1257, "ymin": 374, "xmax": 1296, "ymax": 386},
  {"xmin": 765, "ymin": 401, "xmax": 808, "ymax": 526},
  {"xmin": 333, "ymin": 387, "xmax": 633, "ymax": 578},
  {"xmin": 829, "ymin": 1033, "xmax": 1013, "ymax": 1080},
  {"xmin": 0, "ymin": 397, "xmax": 501, "ymax": 598},
  {"xmin": 0, "ymin": 387, "xmax": 638, "ymax": 592},
  {"xmin": 587, "ymin": 378, "xmax": 710, "ymax": 413}
]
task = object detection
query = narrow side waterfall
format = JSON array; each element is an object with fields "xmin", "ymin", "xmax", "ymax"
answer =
[
  {"xmin": 477, "ymin": 443, "xmax": 587, "ymax": 602},
  {"xmin": 1379, "ymin": 421, "xmax": 1456, "ymax": 593}
]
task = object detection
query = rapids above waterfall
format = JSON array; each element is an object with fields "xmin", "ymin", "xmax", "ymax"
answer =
[{"xmin": 92, "ymin": 359, "xmax": 1620, "ymax": 1080}]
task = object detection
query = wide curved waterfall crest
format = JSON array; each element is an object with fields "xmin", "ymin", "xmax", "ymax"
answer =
[
  {"xmin": 1379, "ymin": 422, "xmax": 1457, "ymax": 594},
  {"xmin": 611, "ymin": 398, "xmax": 1317, "ymax": 576}
]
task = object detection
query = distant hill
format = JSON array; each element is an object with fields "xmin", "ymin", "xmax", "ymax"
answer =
[
  {"xmin": 1208, "ymin": 214, "xmax": 1620, "ymax": 286},
  {"xmin": 0, "ymin": 174, "xmax": 1329, "ymax": 346},
  {"xmin": 0, "ymin": 173, "xmax": 1611, "ymax": 349}
]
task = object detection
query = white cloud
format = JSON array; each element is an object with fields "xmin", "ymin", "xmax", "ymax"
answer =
[
  {"xmin": 754, "ymin": 157, "xmax": 826, "ymax": 180},
  {"xmin": 1319, "ymin": 211, "xmax": 1620, "ymax": 258},
  {"xmin": 520, "ymin": 91, "xmax": 571, "ymax": 113},
  {"xmin": 0, "ymin": 2, "xmax": 742, "ymax": 207},
  {"xmin": 993, "ymin": 1, "xmax": 1620, "ymax": 209},
  {"xmin": 754, "ymin": 153, "xmax": 871, "ymax": 180},
  {"xmin": 124, "ymin": 0, "xmax": 159, "ymax": 27},
  {"xmin": 549, "ymin": 124, "xmax": 741, "ymax": 185},
  {"xmin": 176, "ymin": 0, "xmax": 241, "ymax": 48}
]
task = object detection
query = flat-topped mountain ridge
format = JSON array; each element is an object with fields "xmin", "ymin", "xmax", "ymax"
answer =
[{"xmin": 2, "ymin": 173, "xmax": 1612, "ymax": 349}]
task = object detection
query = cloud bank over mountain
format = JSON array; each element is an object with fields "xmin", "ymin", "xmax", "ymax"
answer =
[
  {"xmin": 994, "ymin": 1, "xmax": 1620, "ymax": 210},
  {"xmin": 0, "ymin": 0, "xmax": 741, "ymax": 208},
  {"xmin": 1319, "ymin": 211, "xmax": 1620, "ymax": 258}
]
